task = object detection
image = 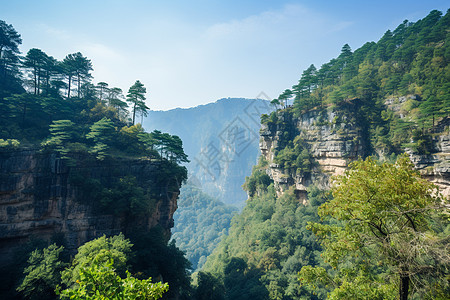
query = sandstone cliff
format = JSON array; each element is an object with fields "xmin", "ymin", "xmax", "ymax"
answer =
[
  {"xmin": 0, "ymin": 149, "xmax": 181, "ymax": 267},
  {"xmin": 260, "ymin": 103, "xmax": 450, "ymax": 199}
]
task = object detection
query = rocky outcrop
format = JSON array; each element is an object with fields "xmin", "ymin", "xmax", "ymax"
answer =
[
  {"xmin": 260, "ymin": 104, "xmax": 367, "ymax": 198},
  {"xmin": 0, "ymin": 149, "xmax": 181, "ymax": 267},
  {"xmin": 260, "ymin": 105, "xmax": 450, "ymax": 199}
]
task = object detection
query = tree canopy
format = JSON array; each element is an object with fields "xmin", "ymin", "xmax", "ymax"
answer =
[
  {"xmin": 127, "ymin": 80, "xmax": 149, "ymax": 125},
  {"xmin": 299, "ymin": 155, "xmax": 449, "ymax": 299}
]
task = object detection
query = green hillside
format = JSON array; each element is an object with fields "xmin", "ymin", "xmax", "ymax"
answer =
[{"xmin": 200, "ymin": 10, "xmax": 450, "ymax": 300}]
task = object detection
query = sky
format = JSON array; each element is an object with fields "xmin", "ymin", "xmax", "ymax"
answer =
[{"xmin": 2, "ymin": 0, "xmax": 449, "ymax": 110}]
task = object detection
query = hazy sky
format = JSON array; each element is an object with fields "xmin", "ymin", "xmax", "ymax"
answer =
[{"xmin": 2, "ymin": 1, "xmax": 448, "ymax": 110}]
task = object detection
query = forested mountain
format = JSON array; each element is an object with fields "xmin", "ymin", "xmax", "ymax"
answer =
[
  {"xmin": 143, "ymin": 97, "xmax": 271, "ymax": 207},
  {"xmin": 0, "ymin": 20, "xmax": 191, "ymax": 299},
  {"xmin": 200, "ymin": 9, "xmax": 450, "ymax": 300},
  {"xmin": 277, "ymin": 9, "xmax": 449, "ymax": 156}
]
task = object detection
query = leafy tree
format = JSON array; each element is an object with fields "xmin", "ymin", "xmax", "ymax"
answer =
[
  {"xmin": 243, "ymin": 157, "xmax": 273, "ymax": 197},
  {"xmin": 96, "ymin": 81, "xmax": 109, "ymax": 102},
  {"xmin": 40, "ymin": 55, "xmax": 58, "ymax": 96},
  {"xmin": 299, "ymin": 155, "xmax": 449, "ymax": 299},
  {"xmin": 23, "ymin": 48, "xmax": 49, "ymax": 95},
  {"xmin": 270, "ymin": 98, "xmax": 280, "ymax": 110},
  {"xmin": 293, "ymin": 64, "xmax": 318, "ymax": 111},
  {"xmin": 126, "ymin": 80, "xmax": 148, "ymax": 125},
  {"xmin": 58, "ymin": 260, "xmax": 168, "ymax": 300},
  {"xmin": 223, "ymin": 257, "xmax": 269, "ymax": 300},
  {"xmin": 108, "ymin": 87, "xmax": 128, "ymax": 114},
  {"xmin": 62, "ymin": 52, "xmax": 93, "ymax": 98},
  {"xmin": 17, "ymin": 244, "xmax": 66, "ymax": 300},
  {"xmin": 0, "ymin": 20, "xmax": 22, "ymax": 93},
  {"xmin": 203, "ymin": 181, "xmax": 328, "ymax": 300},
  {"xmin": 128, "ymin": 229, "xmax": 193, "ymax": 300},
  {"xmin": 0, "ymin": 138, "xmax": 20, "ymax": 148},
  {"xmin": 149, "ymin": 130, "xmax": 189, "ymax": 163},
  {"xmin": 278, "ymin": 89, "xmax": 293, "ymax": 107},
  {"xmin": 61, "ymin": 234, "xmax": 132, "ymax": 287},
  {"xmin": 193, "ymin": 271, "xmax": 225, "ymax": 300}
]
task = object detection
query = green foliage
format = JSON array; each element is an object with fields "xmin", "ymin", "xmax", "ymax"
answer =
[
  {"xmin": 243, "ymin": 156, "xmax": 273, "ymax": 197},
  {"xmin": 99, "ymin": 175, "xmax": 154, "ymax": 216},
  {"xmin": 0, "ymin": 138, "xmax": 19, "ymax": 148},
  {"xmin": 273, "ymin": 9, "xmax": 450, "ymax": 156},
  {"xmin": 408, "ymin": 129, "xmax": 434, "ymax": 154},
  {"xmin": 17, "ymin": 244, "xmax": 67, "ymax": 300},
  {"xmin": 172, "ymin": 184, "xmax": 238, "ymax": 270},
  {"xmin": 149, "ymin": 130, "xmax": 190, "ymax": 163},
  {"xmin": 57, "ymin": 260, "xmax": 168, "ymax": 300},
  {"xmin": 61, "ymin": 234, "xmax": 132, "ymax": 287},
  {"xmin": 0, "ymin": 20, "xmax": 189, "ymax": 166},
  {"xmin": 223, "ymin": 257, "xmax": 269, "ymax": 300},
  {"xmin": 0, "ymin": 20, "xmax": 23, "ymax": 95},
  {"xmin": 127, "ymin": 80, "xmax": 148, "ymax": 125},
  {"xmin": 86, "ymin": 117, "xmax": 115, "ymax": 159},
  {"xmin": 273, "ymin": 136, "xmax": 314, "ymax": 176},
  {"xmin": 128, "ymin": 228, "xmax": 193, "ymax": 299},
  {"xmin": 61, "ymin": 52, "xmax": 93, "ymax": 98},
  {"xmin": 193, "ymin": 271, "xmax": 226, "ymax": 300},
  {"xmin": 15, "ymin": 234, "xmax": 177, "ymax": 300},
  {"xmin": 202, "ymin": 181, "xmax": 329, "ymax": 299},
  {"xmin": 299, "ymin": 155, "xmax": 449, "ymax": 299},
  {"xmin": 41, "ymin": 120, "xmax": 76, "ymax": 158}
]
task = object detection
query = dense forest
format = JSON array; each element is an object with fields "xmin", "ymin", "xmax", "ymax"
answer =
[
  {"xmin": 200, "ymin": 9, "xmax": 450, "ymax": 300},
  {"xmin": 268, "ymin": 9, "xmax": 449, "ymax": 156},
  {"xmin": 172, "ymin": 184, "xmax": 238, "ymax": 271}
]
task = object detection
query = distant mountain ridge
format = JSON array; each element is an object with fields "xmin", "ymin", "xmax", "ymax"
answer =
[{"xmin": 143, "ymin": 97, "xmax": 272, "ymax": 206}]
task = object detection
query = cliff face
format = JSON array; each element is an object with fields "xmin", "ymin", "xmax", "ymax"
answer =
[
  {"xmin": 409, "ymin": 117, "xmax": 450, "ymax": 198},
  {"xmin": 260, "ymin": 103, "xmax": 367, "ymax": 200},
  {"xmin": 260, "ymin": 105, "xmax": 450, "ymax": 199},
  {"xmin": 0, "ymin": 149, "xmax": 180, "ymax": 267}
]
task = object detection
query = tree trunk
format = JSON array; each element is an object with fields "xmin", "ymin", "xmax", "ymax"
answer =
[
  {"xmin": 399, "ymin": 275, "xmax": 409, "ymax": 300},
  {"xmin": 37, "ymin": 67, "xmax": 41, "ymax": 95},
  {"xmin": 67, "ymin": 75, "xmax": 72, "ymax": 99},
  {"xmin": 34, "ymin": 68, "xmax": 38, "ymax": 95},
  {"xmin": 77, "ymin": 73, "xmax": 81, "ymax": 98}
]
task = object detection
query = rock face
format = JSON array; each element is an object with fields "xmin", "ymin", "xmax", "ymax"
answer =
[
  {"xmin": 0, "ymin": 149, "xmax": 180, "ymax": 267},
  {"xmin": 260, "ymin": 105, "xmax": 450, "ymax": 199},
  {"xmin": 409, "ymin": 117, "xmax": 450, "ymax": 198},
  {"xmin": 260, "ymin": 104, "xmax": 367, "ymax": 199}
]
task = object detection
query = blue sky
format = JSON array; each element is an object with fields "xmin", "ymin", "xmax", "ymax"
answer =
[{"xmin": 2, "ymin": 0, "xmax": 449, "ymax": 110}]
